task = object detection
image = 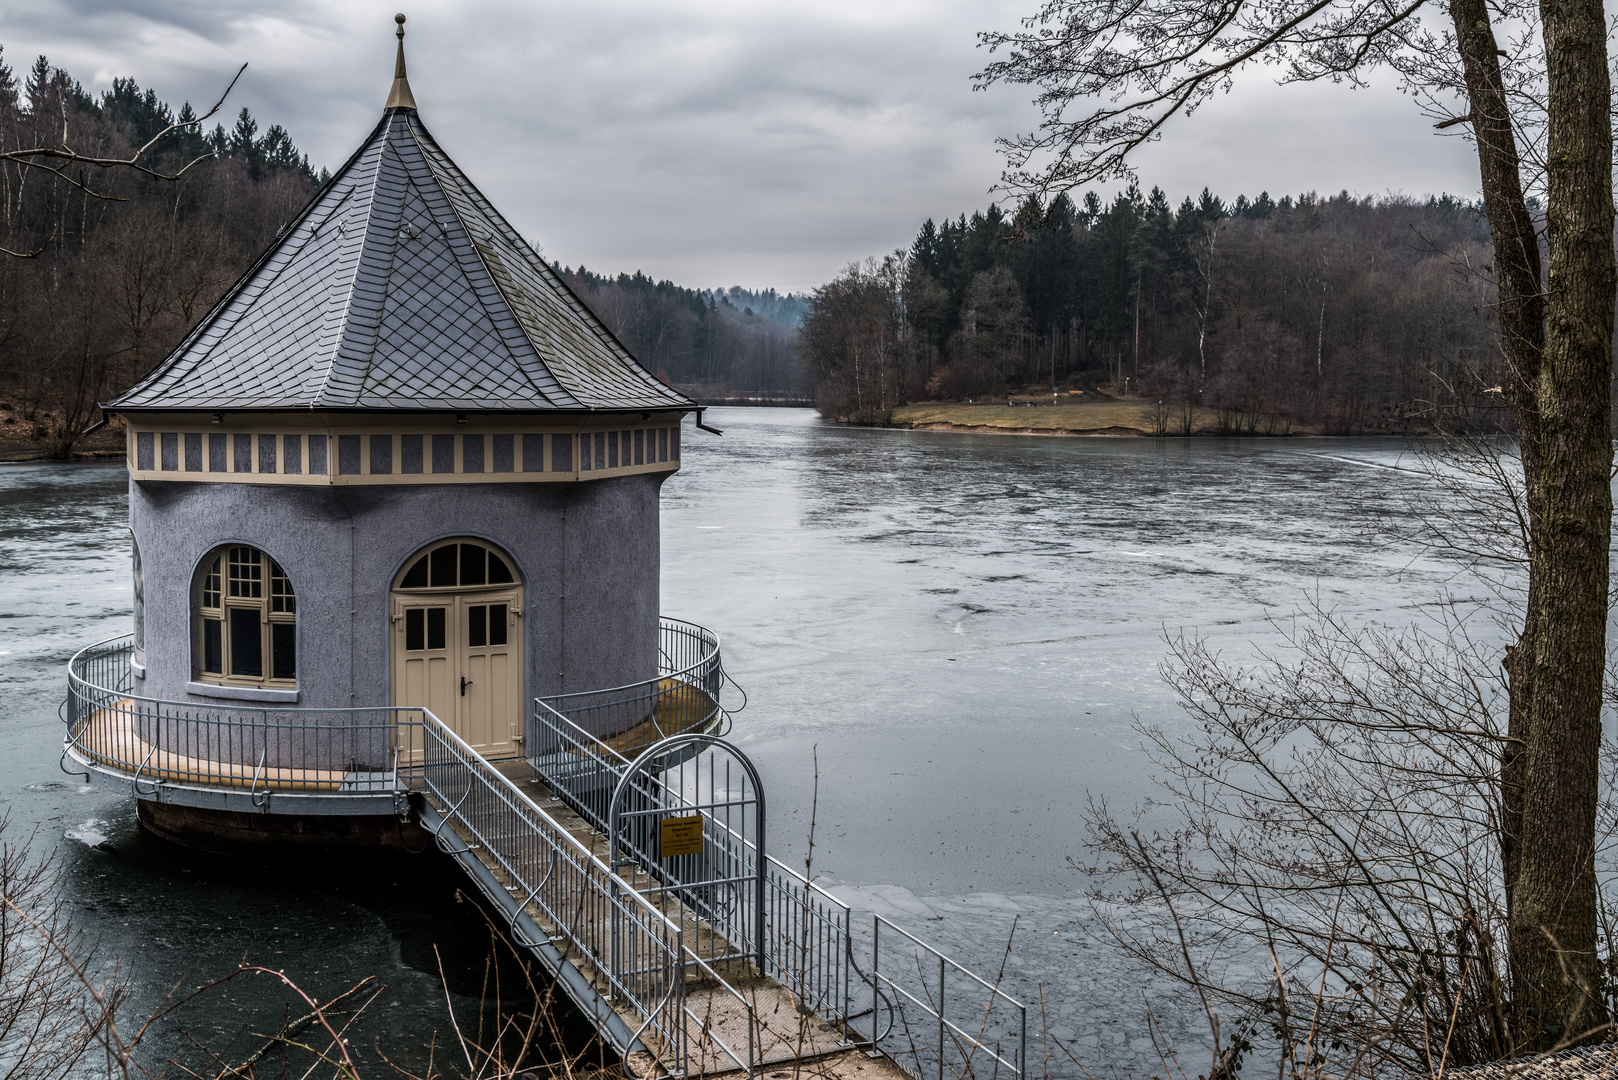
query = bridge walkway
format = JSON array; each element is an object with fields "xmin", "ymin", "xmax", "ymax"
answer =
[{"xmin": 415, "ymin": 757, "xmax": 885, "ymax": 1080}]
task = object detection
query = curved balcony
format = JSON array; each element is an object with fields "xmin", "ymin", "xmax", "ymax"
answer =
[
  {"xmin": 63, "ymin": 617, "xmax": 730, "ymax": 816},
  {"xmin": 526, "ymin": 618, "xmax": 737, "ymax": 835}
]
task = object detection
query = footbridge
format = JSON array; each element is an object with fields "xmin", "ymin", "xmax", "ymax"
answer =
[{"xmin": 64, "ymin": 624, "xmax": 1027, "ymax": 1080}]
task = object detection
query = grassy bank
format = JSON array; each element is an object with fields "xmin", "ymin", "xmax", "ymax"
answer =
[{"xmin": 890, "ymin": 397, "xmax": 1325, "ymax": 436}]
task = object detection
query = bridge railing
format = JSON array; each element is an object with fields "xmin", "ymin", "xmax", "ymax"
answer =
[
  {"xmin": 414, "ymin": 710, "xmax": 755, "ymax": 1075},
  {"xmin": 867, "ymin": 915, "xmax": 1027, "ymax": 1080},
  {"xmin": 530, "ymin": 627, "xmax": 854, "ymax": 1031},
  {"xmin": 66, "ymin": 634, "xmax": 752, "ymax": 1075}
]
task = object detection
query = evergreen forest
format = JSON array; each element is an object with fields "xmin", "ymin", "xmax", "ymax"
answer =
[
  {"xmin": 0, "ymin": 48, "xmax": 325, "ymax": 455},
  {"xmin": 0, "ymin": 49, "xmax": 808, "ymax": 458},
  {"xmin": 0, "ymin": 46, "xmax": 1522, "ymax": 451},
  {"xmin": 552, "ymin": 267, "xmax": 808, "ymax": 401},
  {"xmin": 803, "ymin": 187, "xmax": 1507, "ymax": 434}
]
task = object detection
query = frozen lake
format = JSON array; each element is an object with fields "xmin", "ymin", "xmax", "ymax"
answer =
[{"xmin": 0, "ymin": 407, "xmax": 1480, "ymax": 1074}]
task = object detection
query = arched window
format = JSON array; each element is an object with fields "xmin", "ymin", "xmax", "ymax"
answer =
[
  {"xmin": 396, "ymin": 540, "xmax": 517, "ymax": 591},
  {"xmin": 132, "ymin": 536, "xmax": 145, "ymax": 668},
  {"xmin": 195, "ymin": 545, "xmax": 296, "ymax": 687}
]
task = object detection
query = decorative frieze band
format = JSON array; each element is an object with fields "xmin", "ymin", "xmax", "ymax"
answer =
[{"xmin": 126, "ymin": 422, "xmax": 681, "ymax": 485}]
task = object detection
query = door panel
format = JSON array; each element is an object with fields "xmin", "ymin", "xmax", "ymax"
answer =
[
  {"xmin": 459, "ymin": 593, "xmax": 519, "ymax": 758},
  {"xmin": 391, "ymin": 587, "xmax": 522, "ymax": 762},
  {"xmin": 391, "ymin": 600, "xmax": 454, "ymax": 763}
]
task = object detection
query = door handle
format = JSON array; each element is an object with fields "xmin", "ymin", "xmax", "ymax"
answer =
[{"xmin": 460, "ymin": 676, "xmax": 472, "ymax": 696}]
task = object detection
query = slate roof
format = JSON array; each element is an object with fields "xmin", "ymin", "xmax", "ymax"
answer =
[{"xmin": 113, "ymin": 108, "xmax": 692, "ymax": 413}]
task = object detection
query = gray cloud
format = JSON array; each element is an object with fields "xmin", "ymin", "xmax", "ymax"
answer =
[{"xmin": 0, "ymin": 0, "xmax": 1482, "ymax": 292}]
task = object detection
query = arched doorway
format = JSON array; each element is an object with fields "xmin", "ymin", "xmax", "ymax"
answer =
[{"xmin": 390, "ymin": 538, "xmax": 523, "ymax": 758}]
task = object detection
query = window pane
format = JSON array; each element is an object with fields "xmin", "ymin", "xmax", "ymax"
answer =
[
  {"xmin": 430, "ymin": 546, "xmax": 457, "ymax": 587},
  {"xmin": 426, "ymin": 607, "xmax": 446, "ymax": 651},
  {"xmin": 401, "ymin": 556, "xmax": 429, "ymax": 589},
  {"xmin": 272, "ymin": 623, "xmax": 296, "ymax": 680},
  {"xmin": 406, "ymin": 608, "xmax": 424, "ymax": 651},
  {"xmin": 202, "ymin": 557, "xmax": 221, "ymax": 609},
  {"xmin": 229, "ymin": 608, "xmax": 262, "ymax": 677},
  {"xmin": 229, "ymin": 547, "xmax": 262, "ymax": 598},
  {"xmin": 460, "ymin": 544, "xmax": 486, "ymax": 586},
  {"xmin": 203, "ymin": 618, "xmax": 222, "ymax": 674},
  {"xmin": 489, "ymin": 604, "xmax": 508, "ymax": 646},
  {"xmin": 468, "ymin": 605, "xmax": 487, "ymax": 648},
  {"xmin": 487, "ymin": 554, "xmax": 514, "ymax": 584},
  {"xmin": 270, "ymin": 560, "xmax": 296, "ymax": 613}
]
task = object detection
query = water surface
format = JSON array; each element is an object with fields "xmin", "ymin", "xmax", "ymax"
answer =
[{"xmin": 0, "ymin": 410, "xmax": 1479, "ymax": 1073}]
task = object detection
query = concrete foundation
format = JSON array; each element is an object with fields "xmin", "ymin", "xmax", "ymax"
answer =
[{"xmin": 137, "ymin": 799, "xmax": 434, "ymax": 855}]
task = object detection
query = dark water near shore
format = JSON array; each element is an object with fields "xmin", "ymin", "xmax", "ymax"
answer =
[{"xmin": 0, "ymin": 408, "xmax": 1480, "ymax": 1073}]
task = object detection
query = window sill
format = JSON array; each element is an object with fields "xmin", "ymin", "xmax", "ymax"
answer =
[
  {"xmin": 130, "ymin": 659, "xmax": 146, "ymax": 680},
  {"xmin": 185, "ymin": 681, "xmax": 299, "ymax": 703}
]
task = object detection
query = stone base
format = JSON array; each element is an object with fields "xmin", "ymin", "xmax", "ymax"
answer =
[{"xmin": 137, "ymin": 799, "xmax": 434, "ymax": 855}]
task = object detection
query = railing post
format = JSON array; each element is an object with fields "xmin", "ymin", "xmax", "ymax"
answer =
[
  {"xmin": 1019, "ymin": 998, "xmax": 1028, "ymax": 1080},
  {"xmin": 938, "ymin": 953, "xmax": 946, "ymax": 1080},
  {"xmin": 872, "ymin": 916, "xmax": 881, "ymax": 1050},
  {"xmin": 609, "ymin": 876, "xmax": 620, "ymax": 998}
]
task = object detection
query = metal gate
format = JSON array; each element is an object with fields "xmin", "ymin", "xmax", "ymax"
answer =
[{"xmin": 607, "ymin": 733, "xmax": 766, "ymax": 975}]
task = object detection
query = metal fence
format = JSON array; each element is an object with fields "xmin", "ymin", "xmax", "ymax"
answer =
[
  {"xmin": 64, "ymin": 633, "xmax": 756, "ymax": 1075},
  {"xmin": 535, "ymin": 618, "xmax": 727, "ymax": 755},
  {"xmin": 66, "ymin": 635, "xmax": 411, "ymax": 803},
  {"xmin": 415, "ymin": 711, "xmax": 758, "ymax": 1075},
  {"xmin": 530, "ymin": 629, "xmax": 855, "ymax": 1032},
  {"xmin": 67, "ymin": 632, "xmax": 1023, "ymax": 1080},
  {"xmin": 867, "ymin": 915, "xmax": 1027, "ymax": 1080}
]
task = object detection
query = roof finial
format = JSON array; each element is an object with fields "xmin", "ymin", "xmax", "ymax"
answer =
[{"xmin": 385, "ymin": 13, "xmax": 417, "ymax": 110}]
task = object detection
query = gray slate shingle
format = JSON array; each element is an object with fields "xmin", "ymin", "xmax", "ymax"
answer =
[{"xmin": 113, "ymin": 109, "xmax": 693, "ymax": 414}]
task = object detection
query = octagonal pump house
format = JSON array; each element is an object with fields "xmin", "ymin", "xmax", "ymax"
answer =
[{"xmin": 65, "ymin": 17, "xmax": 727, "ymax": 849}]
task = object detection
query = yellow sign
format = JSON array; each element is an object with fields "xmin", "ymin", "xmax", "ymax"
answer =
[{"xmin": 660, "ymin": 815, "xmax": 704, "ymax": 858}]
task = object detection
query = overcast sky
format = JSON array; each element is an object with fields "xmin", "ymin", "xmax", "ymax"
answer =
[{"xmin": 1, "ymin": 0, "xmax": 1482, "ymax": 293}]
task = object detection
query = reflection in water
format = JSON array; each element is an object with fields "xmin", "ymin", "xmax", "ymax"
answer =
[{"xmin": 1, "ymin": 413, "xmax": 1475, "ymax": 1073}]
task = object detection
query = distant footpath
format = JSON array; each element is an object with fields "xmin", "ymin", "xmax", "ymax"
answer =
[{"xmin": 884, "ymin": 397, "xmax": 1433, "ymax": 438}]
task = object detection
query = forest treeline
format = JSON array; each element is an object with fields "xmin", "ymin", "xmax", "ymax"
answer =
[
  {"xmin": 803, "ymin": 186, "xmax": 1505, "ymax": 433},
  {"xmin": 552, "ymin": 266, "xmax": 808, "ymax": 400},
  {"xmin": 0, "ymin": 48, "xmax": 324, "ymax": 454},
  {"xmin": 0, "ymin": 50, "xmax": 808, "ymax": 458}
]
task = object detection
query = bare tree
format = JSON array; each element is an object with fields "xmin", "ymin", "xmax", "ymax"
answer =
[{"xmin": 977, "ymin": 0, "xmax": 1614, "ymax": 1046}]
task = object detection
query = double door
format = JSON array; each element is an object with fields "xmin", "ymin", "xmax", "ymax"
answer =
[{"xmin": 391, "ymin": 589, "xmax": 522, "ymax": 759}]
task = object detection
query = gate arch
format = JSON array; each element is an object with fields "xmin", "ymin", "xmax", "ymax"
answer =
[{"xmin": 607, "ymin": 733, "xmax": 766, "ymax": 974}]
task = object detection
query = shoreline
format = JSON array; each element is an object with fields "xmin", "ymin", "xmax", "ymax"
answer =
[{"xmin": 882, "ymin": 401, "xmax": 1430, "ymax": 439}]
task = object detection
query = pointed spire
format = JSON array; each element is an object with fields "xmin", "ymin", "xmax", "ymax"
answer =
[{"xmin": 385, "ymin": 13, "xmax": 417, "ymax": 111}]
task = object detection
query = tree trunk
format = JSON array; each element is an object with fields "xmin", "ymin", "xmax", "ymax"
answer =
[
  {"xmin": 1513, "ymin": 0, "xmax": 1615, "ymax": 1046},
  {"xmin": 1448, "ymin": 0, "xmax": 1544, "ymax": 941}
]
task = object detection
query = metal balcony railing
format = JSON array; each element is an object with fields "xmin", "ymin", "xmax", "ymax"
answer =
[
  {"xmin": 62, "ymin": 632, "xmax": 751, "ymax": 1075},
  {"xmin": 66, "ymin": 629, "xmax": 1021, "ymax": 1080},
  {"xmin": 65, "ymin": 635, "xmax": 414, "ymax": 806}
]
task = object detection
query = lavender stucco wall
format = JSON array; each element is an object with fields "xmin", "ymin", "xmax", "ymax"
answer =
[{"xmin": 129, "ymin": 475, "xmax": 665, "ymax": 719}]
